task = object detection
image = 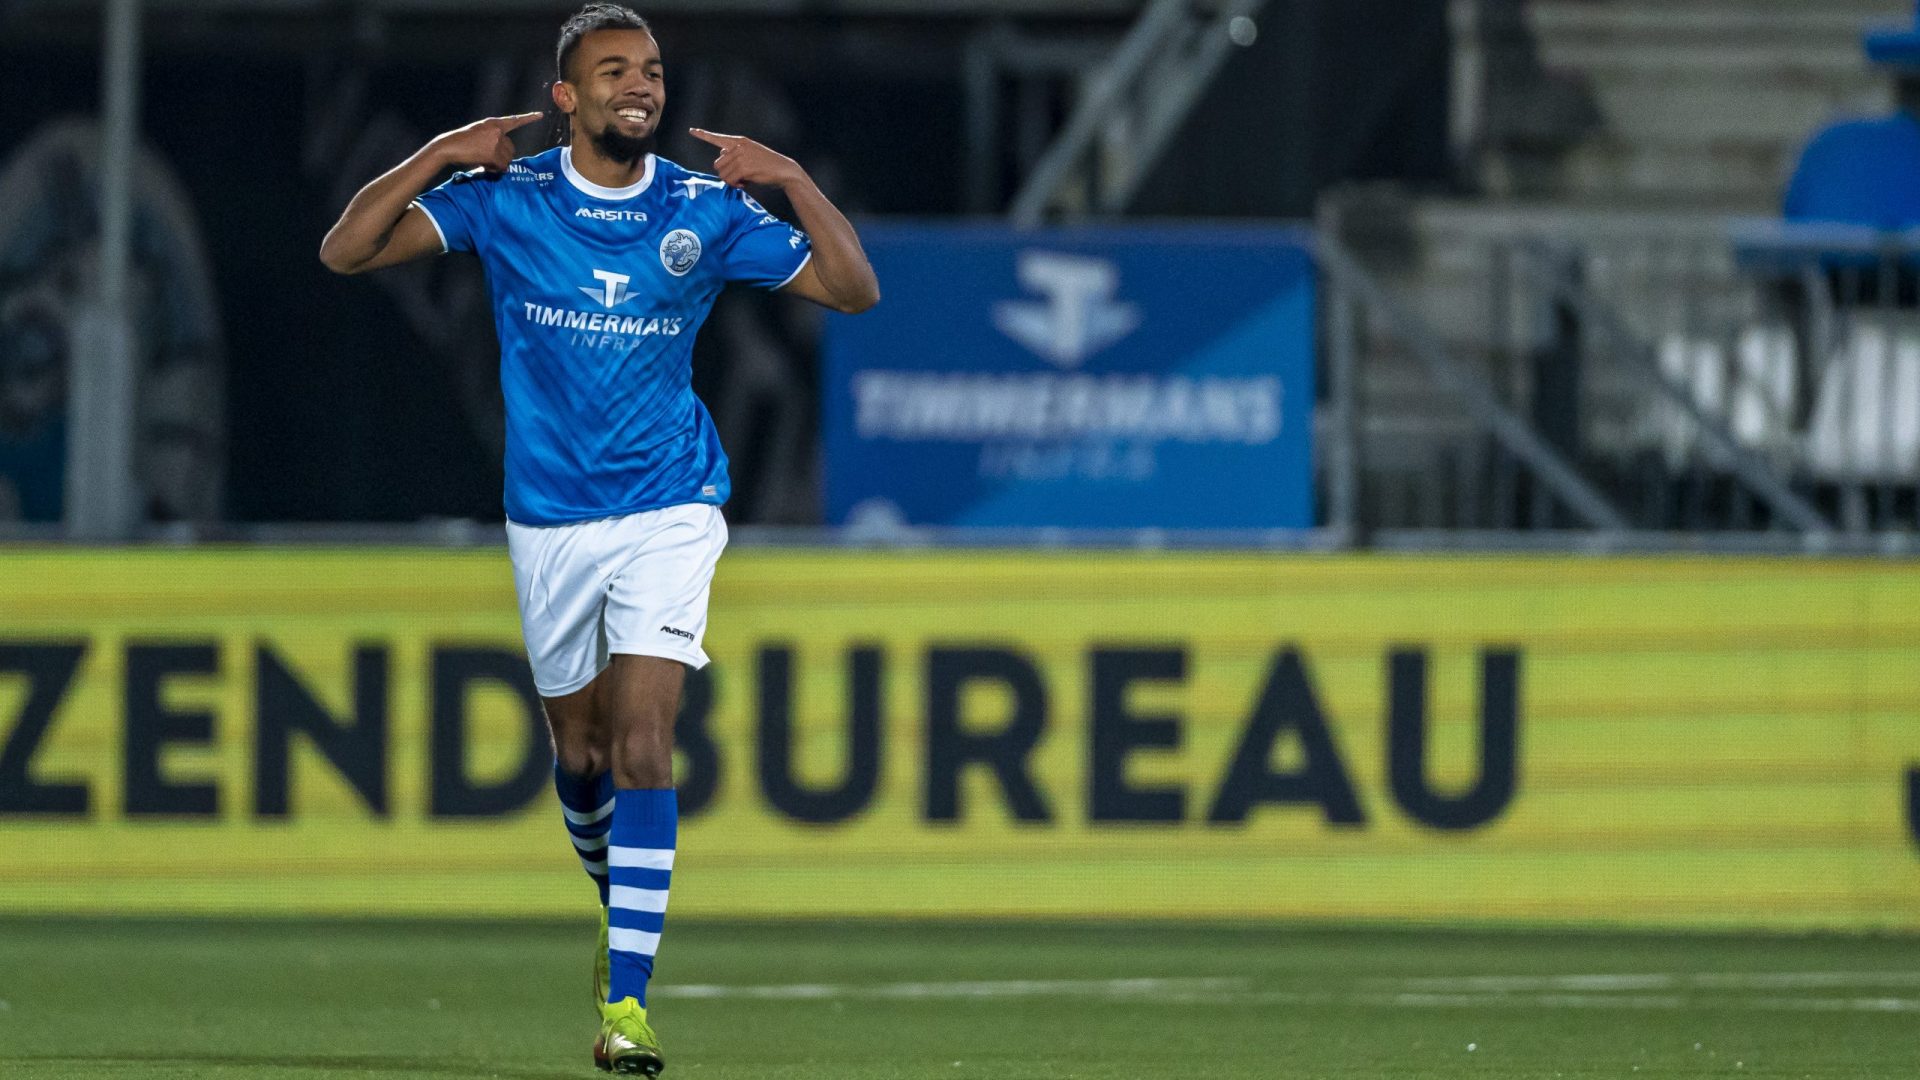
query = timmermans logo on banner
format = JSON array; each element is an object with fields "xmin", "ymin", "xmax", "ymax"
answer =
[
  {"xmin": 993, "ymin": 251, "xmax": 1141, "ymax": 368},
  {"xmin": 850, "ymin": 250, "xmax": 1282, "ymax": 448},
  {"xmin": 824, "ymin": 224, "xmax": 1317, "ymax": 529}
]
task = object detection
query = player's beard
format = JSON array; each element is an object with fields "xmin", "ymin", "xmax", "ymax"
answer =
[{"xmin": 590, "ymin": 122, "xmax": 656, "ymax": 167}]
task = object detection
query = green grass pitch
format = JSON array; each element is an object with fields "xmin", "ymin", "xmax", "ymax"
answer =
[{"xmin": 3, "ymin": 918, "xmax": 1918, "ymax": 1078}]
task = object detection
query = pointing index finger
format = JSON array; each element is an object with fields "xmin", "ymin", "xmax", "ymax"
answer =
[
  {"xmin": 499, "ymin": 111, "xmax": 548, "ymax": 131},
  {"xmin": 688, "ymin": 128, "xmax": 739, "ymax": 148}
]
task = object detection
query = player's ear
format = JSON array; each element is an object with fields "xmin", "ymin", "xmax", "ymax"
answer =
[{"xmin": 551, "ymin": 79, "xmax": 575, "ymax": 114}]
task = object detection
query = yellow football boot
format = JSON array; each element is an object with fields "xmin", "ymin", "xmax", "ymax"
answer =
[{"xmin": 595, "ymin": 996, "xmax": 665, "ymax": 1076}]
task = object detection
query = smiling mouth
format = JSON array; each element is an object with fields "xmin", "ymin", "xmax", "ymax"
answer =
[{"xmin": 615, "ymin": 107, "xmax": 651, "ymax": 124}]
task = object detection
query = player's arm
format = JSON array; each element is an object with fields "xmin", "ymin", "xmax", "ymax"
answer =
[
  {"xmin": 318, "ymin": 112, "xmax": 544, "ymax": 275},
  {"xmin": 690, "ymin": 128, "xmax": 880, "ymax": 314}
]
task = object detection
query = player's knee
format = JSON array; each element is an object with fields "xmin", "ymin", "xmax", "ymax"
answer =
[
  {"xmin": 610, "ymin": 720, "xmax": 674, "ymax": 788},
  {"xmin": 610, "ymin": 754, "xmax": 672, "ymax": 789},
  {"xmin": 553, "ymin": 738, "xmax": 607, "ymax": 779}
]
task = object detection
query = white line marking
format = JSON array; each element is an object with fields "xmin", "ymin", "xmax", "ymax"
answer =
[
  {"xmin": 1691, "ymin": 972, "xmax": 1920, "ymax": 990},
  {"xmin": 1385, "ymin": 972, "xmax": 1920, "ymax": 993},
  {"xmin": 1384, "ymin": 991, "xmax": 1689, "ymax": 1010},
  {"xmin": 651, "ymin": 975, "xmax": 1920, "ymax": 1015},
  {"xmin": 1389, "ymin": 974, "xmax": 1678, "ymax": 992},
  {"xmin": 655, "ymin": 977, "xmax": 1250, "ymax": 1001},
  {"xmin": 1382, "ymin": 992, "xmax": 1920, "ymax": 1014},
  {"xmin": 1750, "ymin": 996, "xmax": 1920, "ymax": 1013}
]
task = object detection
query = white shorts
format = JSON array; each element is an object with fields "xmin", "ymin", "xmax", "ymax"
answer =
[{"xmin": 506, "ymin": 503, "xmax": 728, "ymax": 698}]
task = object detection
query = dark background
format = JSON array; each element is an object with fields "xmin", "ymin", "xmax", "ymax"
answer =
[{"xmin": 0, "ymin": 0, "xmax": 1449, "ymax": 523}]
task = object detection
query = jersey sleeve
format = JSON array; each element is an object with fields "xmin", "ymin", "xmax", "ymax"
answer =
[
  {"xmin": 412, "ymin": 168, "xmax": 501, "ymax": 254},
  {"xmin": 719, "ymin": 188, "xmax": 813, "ymax": 289}
]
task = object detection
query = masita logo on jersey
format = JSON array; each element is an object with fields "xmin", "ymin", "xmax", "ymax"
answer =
[
  {"xmin": 660, "ymin": 229, "xmax": 703, "ymax": 276},
  {"xmin": 518, "ymin": 267, "xmax": 687, "ymax": 349},
  {"xmin": 575, "ymin": 206, "xmax": 649, "ymax": 223}
]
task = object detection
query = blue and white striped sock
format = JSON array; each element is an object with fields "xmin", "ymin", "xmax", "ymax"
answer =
[
  {"xmin": 607, "ymin": 787, "xmax": 676, "ymax": 1006},
  {"xmin": 554, "ymin": 764, "xmax": 614, "ymax": 906}
]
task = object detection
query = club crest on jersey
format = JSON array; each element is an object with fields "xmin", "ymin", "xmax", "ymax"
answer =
[{"xmin": 660, "ymin": 230, "xmax": 703, "ymax": 276}]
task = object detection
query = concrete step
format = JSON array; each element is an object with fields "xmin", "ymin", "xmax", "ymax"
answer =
[
  {"xmin": 1574, "ymin": 76, "xmax": 1879, "ymax": 143},
  {"xmin": 1330, "ymin": 194, "xmax": 1736, "ymax": 349},
  {"xmin": 1556, "ymin": 139, "xmax": 1795, "ymax": 210},
  {"xmin": 1528, "ymin": 0, "xmax": 1897, "ymax": 47},
  {"xmin": 1461, "ymin": 0, "xmax": 1903, "ymax": 205}
]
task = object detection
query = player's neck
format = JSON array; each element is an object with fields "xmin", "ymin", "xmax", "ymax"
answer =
[{"xmin": 570, "ymin": 138, "xmax": 653, "ymax": 189}]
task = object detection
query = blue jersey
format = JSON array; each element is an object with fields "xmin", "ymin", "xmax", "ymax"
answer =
[{"xmin": 414, "ymin": 145, "xmax": 813, "ymax": 525}]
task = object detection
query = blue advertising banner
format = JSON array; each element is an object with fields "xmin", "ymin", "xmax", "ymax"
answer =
[{"xmin": 822, "ymin": 224, "xmax": 1316, "ymax": 529}]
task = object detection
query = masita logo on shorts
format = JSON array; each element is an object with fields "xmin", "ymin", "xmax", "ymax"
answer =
[
  {"xmin": 660, "ymin": 229, "xmax": 702, "ymax": 276},
  {"xmin": 575, "ymin": 206, "xmax": 648, "ymax": 223},
  {"xmin": 660, "ymin": 625, "xmax": 695, "ymax": 641}
]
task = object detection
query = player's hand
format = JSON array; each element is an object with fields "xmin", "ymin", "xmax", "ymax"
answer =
[
  {"xmin": 430, "ymin": 112, "xmax": 546, "ymax": 173},
  {"xmin": 689, "ymin": 128, "xmax": 808, "ymax": 191}
]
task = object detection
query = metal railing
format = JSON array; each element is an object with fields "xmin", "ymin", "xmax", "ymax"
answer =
[
  {"xmin": 1336, "ymin": 222, "xmax": 1920, "ymax": 552},
  {"xmin": 1500, "ymin": 221, "xmax": 1920, "ymax": 536},
  {"xmin": 1316, "ymin": 188, "xmax": 1920, "ymax": 548},
  {"xmin": 1317, "ymin": 237, "xmax": 1628, "ymax": 543},
  {"xmin": 1009, "ymin": 0, "xmax": 1269, "ymax": 226}
]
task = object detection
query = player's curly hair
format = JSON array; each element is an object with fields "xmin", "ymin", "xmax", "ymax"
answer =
[
  {"xmin": 555, "ymin": 3, "xmax": 650, "ymax": 82},
  {"xmin": 550, "ymin": 4, "xmax": 652, "ymax": 146}
]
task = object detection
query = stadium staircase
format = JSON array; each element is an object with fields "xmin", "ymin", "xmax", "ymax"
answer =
[
  {"xmin": 1460, "ymin": 0, "xmax": 1889, "ymax": 208},
  {"xmin": 1325, "ymin": 0, "xmax": 1908, "ymax": 537}
]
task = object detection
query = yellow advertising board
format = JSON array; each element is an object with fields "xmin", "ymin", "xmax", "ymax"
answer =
[{"xmin": 1, "ymin": 548, "xmax": 1917, "ymax": 928}]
